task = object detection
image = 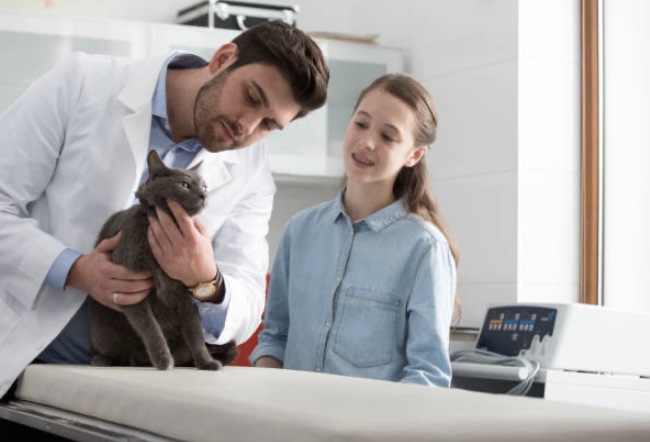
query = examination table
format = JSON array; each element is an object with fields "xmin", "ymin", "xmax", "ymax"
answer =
[{"xmin": 1, "ymin": 364, "xmax": 649, "ymax": 442}]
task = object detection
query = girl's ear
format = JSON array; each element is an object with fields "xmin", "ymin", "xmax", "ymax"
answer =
[
  {"xmin": 404, "ymin": 146, "xmax": 427, "ymax": 168},
  {"xmin": 209, "ymin": 43, "xmax": 238, "ymax": 74}
]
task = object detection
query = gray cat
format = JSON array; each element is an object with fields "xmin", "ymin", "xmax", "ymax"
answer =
[{"xmin": 89, "ymin": 150, "xmax": 237, "ymax": 370}]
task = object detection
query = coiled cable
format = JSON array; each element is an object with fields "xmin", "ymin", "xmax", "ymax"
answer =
[{"xmin": 450, "ymin": 348, "xmax": 541, "ymax": 395}]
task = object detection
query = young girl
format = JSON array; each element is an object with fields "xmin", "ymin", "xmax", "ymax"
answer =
[{"xmin": 250, "ymin": 74, "xmax": 459, "ymax": 387}]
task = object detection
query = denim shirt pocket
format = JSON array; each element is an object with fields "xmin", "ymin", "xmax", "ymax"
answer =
[{"xmin": 333, "ymin": 287, "xmax": 400, "ymax": 368}]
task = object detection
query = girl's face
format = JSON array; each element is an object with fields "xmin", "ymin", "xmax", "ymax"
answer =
[{"xmin": 343, "ymin": 89, "xmax": 425, "ymax": 188}]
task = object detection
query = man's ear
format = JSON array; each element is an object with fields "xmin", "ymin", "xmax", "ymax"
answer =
[
  {"xmin": 404, "ymin": 146, "xmax": 427, "ymax": 167},
  {"xmin": 209, "ymin": 43, "xmax": 238, "ymax": 74}
]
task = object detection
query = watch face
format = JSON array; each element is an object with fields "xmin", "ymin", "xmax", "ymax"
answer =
[{"xmin": 195, "ymin": 285, "xmax": 215, "ymax": 299}]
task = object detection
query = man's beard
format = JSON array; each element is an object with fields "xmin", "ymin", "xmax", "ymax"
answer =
[{"xmin": 193, "ymin": 70, "xmax": 233, "ymax": 152}]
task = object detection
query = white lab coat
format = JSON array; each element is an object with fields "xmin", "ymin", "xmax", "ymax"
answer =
[{"xmin": 0, "ymin": 52, "xmax": 274, "ymax": 397}]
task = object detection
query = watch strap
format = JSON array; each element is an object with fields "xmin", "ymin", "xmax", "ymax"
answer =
[{"xmin": 189, "ymin": 268, "xmax": 225, "ymax": 303}]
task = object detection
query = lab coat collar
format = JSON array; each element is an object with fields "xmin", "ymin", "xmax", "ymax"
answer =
[{"xmin": 118, "ymin": 54, "xmax": 171, "ymax": 111}]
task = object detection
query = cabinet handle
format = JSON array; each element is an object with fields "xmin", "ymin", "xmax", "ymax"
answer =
[{"xmin": 236, "ymin": 15, "xmax": 248, "ymax": 30}]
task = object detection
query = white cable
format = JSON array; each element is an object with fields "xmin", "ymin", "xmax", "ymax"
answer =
[{"xmin": 450, "ymin": 349, "xmax": 540, "ymax": 396}]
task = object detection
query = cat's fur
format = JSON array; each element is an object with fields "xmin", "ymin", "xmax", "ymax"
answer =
[{"xmin": 89, "ymin": 150, "xmax": 238, "ymax": 370}]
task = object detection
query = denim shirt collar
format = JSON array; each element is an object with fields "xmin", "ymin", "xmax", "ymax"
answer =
[{"xmin": 331, "ymin": 188, "xmax": 409, "ymax": 233}]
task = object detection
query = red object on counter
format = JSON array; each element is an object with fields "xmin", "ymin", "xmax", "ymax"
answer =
[{"xmin": 230, "ymin": 273, "xmax": 270, "ymax": 367}]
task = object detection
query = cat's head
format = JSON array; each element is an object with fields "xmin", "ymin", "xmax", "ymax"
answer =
[{"xmin": 135, "ymin": 150, "xmax": 207, "ymax": 216}]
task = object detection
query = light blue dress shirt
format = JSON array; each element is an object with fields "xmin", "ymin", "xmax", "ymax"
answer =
[
  {"xmin": 39, "ymin": 53, "xmax": 228, "ymax": 363},
  {"xmin": 250, "ymin": 189, "xmax": 457, "ymax": 387}
]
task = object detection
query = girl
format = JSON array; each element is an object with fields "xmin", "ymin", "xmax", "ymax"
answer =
[{"xmin": 250, "ymin": 74, "xmax": 459, "ymax": 387}]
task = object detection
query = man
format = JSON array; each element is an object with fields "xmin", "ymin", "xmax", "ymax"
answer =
[{"xmin": 0, "ymin": 19, "xmax": 329, "ymax": 398}]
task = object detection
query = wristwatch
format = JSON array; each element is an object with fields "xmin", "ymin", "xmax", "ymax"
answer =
[{"xmin": 189, "ymin": 277, "xmax": 218, "ymax": 301}]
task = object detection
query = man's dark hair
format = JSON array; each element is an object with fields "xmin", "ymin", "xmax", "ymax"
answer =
[{"xmin": 229, "ymin": 20, "xmax": 330, "ymax": 119}]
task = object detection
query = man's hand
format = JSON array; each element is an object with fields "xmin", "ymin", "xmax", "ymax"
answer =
[
  {"xmin": 66, "ymin": 231, "xmax": 153, "ymax": 311},
  {"xmin": 148, "ymin": 199, "xmax": 217, "ymax": 288}
]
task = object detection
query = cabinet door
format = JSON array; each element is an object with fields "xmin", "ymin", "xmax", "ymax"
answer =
[
  {"xmin": 148, "ymin": 22, "xmax": 238, "ymax": 60},
  {"xmin": 323, "ymin": 40, "xmax": 403, "ymax": 160},
  {"xmin": 0, "ymin": 12, "xmax": 147, "ymax": 112},
  {"xmin": 267, "ymin": 39, "xmax": 403, "ymax": 181}
]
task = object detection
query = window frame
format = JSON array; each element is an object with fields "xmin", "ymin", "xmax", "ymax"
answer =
[{"xmin": 580, "ymin": 0, "xmax": 600, "ymax": 305}]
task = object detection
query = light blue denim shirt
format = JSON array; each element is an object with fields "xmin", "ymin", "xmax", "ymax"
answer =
[{"xmin": 250, "ymin": 189, "xmax": 457, "ymax": 387}]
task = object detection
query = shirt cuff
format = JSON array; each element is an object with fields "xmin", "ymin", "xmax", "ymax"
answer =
[
  {"xmin": 195, "ymin": 289, "xmax": 230, "ymax": 344},
  {"xmin": 45, "ymin": 248, "xmax": 82, "ymax": 290}
]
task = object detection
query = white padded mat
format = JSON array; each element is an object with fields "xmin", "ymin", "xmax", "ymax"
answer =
[{"xmin": 14, "ymin": 364, "xmax": 650, "ymax": 442}]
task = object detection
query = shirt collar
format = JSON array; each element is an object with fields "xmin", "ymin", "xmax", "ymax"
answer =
[{"xmin": 331, "ymin": 188, "xmax": 409, "ymax": 232}]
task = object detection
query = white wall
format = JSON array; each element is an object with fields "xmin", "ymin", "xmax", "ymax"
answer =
[
  {"xmin": 0, "ymin": 0, "xmax": 586, "ymax": 328},
  {"xmin": 517, "ymin": 1, "xmax": 581, "ymax": 305},
  {"xmin": 602, "ymin": 0, "xmax": 650, "ymax": 312}
]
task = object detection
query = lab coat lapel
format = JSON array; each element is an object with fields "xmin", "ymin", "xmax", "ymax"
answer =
[
  {"xmin": 120, "ymin": 110, "xmax": 150, "ymax": 191},
  {"xmin": 117, "ymin": 55, "xmax": 169, "ymax": 206}
]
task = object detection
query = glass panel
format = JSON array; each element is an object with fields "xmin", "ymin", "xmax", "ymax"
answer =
[
  {"xmin": 326, "ymin": 60, "xmax": 386, "ymax": 157},
  {"xmin": 0, "ymin": 31, "xmax": 132, "ymax": 111},
  {"xmin": 267, "ymin": 106, "xmax": 328, "ymax": 158}
]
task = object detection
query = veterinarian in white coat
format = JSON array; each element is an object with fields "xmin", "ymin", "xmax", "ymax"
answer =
[{"xmin": 0, "ymin": 21, "xmax": 329, "ymax": 398}]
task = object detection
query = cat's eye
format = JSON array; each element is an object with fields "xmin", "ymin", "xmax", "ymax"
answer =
[{"xmin": 181, "ymin": 182, "xmax": 191, "ymax": 190}]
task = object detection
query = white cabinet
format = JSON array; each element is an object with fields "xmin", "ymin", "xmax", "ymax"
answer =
[
  {"xmin": 0, "ymin": 12, "xmax": 403, "ymax": 182},
  {"xmin": 0, "ymin": 12, "xmax": 148, "ymax": 112},
  {"xmin": 147, "ymin": 21, "xmax": 239, "ymax": 61}
]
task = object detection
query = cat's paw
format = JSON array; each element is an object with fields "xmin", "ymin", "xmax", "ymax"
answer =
[
  {"xmin": 91, "ymin": 355, "xmax": 113, "ymax": 367},
  {"xmin": 152, "ymin": 354, "xmax": 175, "ymax": 370},
  {"xmin": 206, "ymin": 340, "xmax": 239, "ymax": 366},
  {"xmin": 198, "ymin": 359, "xmax": 223, "ymax": 371}
]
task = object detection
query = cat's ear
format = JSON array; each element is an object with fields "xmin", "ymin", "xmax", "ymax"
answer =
[{"xmin": 147, "ymin": 150, "xmax": 168, "ymax": 177}]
